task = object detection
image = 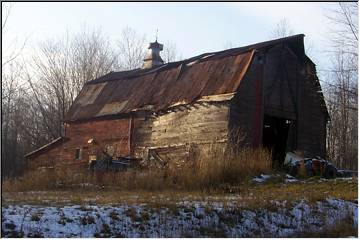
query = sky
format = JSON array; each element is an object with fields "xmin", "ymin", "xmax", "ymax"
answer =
[{"xmin": 2, "ymin": 2, "xmax": 340, "ymax": 73}]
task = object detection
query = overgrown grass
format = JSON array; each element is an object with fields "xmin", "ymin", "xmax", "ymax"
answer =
[
  {"xmin": 3, "ymin": 146, "xmax": 272, "ymax": 192},
  {"xmin": 183, "ymin": 146, "xmax": 272, "ymax": 190},
  {"xmin": 2, "ymin": 168, "xmax": 89, "ymax": 192},
  {"xmin": 2, "ymin": 178, "xmax": 357, "ymax": 208}
]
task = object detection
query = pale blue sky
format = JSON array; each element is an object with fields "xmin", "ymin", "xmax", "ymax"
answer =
[{"xmin": 3, "ymin": 2, "xmax": 338, "ymax": 71}]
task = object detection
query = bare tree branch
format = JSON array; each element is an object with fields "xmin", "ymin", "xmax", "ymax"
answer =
[{"xmin": 269, "ymin": 18, "xmax": 294, "ymax": 39}]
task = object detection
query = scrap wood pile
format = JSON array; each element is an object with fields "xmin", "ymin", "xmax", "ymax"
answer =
[
  {"xmin": 88, "ymin": 148, "xmax": 169, "ymax": 172},
  {"xmin": 88, "ymin": 151, "xmax": 141, "ymax": 172}
]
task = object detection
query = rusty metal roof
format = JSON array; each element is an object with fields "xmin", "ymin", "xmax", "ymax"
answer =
[{"xmin": 65, "ymin": 34, "xmax": 306, "ymax": 122}]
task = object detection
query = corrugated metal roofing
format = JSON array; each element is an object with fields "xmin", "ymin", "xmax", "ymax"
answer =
[{"xmin": 65, "ymin": 34, "xmax": 306, "ymax": 122}]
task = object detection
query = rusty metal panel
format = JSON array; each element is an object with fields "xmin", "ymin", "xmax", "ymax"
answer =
[
  {"xmin": 64, "ymin": 51, "xmax": 254, "ymax": 122},
  {"xmin": 96, "ymin": 100, "xmax": 129, "ymax": 117},
  {"xmin": 76, "ymin": 83, "xmax": 106, "ymax": 106}
]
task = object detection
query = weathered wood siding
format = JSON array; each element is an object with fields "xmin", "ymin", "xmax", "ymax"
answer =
[
  {"xmin": 265, "ymin": 45, "xmax": 327, "ymax": 157},
  {"xmin": 230, "ymin": 44, "xmax": 327, "ymax": 157},
  {"xmin": 263, "ymin": 45, "xmax": 298, "ymax": 120},
  {"xmin": 297, "ymin": 62, "xmax": 327, "ymax": 157},
  {"xmin": 262, "ymin": 44, "xmax": 300, "ymax": 152},
  {"xmin": 133, "ymin": 102, "xmax": 230, "ymax": 168},
  {"xmin": 229, "ymin": 51, "xmax": 263, "ymax": 147}
]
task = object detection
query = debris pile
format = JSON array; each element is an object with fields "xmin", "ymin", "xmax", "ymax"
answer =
[{"xmin": 284, "ymin": 152, "xmax": 356, "ymax": 179}]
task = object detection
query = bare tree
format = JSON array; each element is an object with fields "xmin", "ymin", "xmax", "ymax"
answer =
[
  {"xmin": 326, "ymin": 2, "xmax": 358, "ymax": 55},
  {"xmin": 70, "ymin": 27, "xmax": 119, "ymax": 93},
  {"xmin": 2, "ymin": 3, "xmax": 33, "ymax": 178},
  {"xmin": 162, "ymin": 40, "xmax": 183, "ymax": 63},
  {"xmin": 2, "ymin": 3, "xmax": 28, "ymax": 67},
  {"xmin": 324, "ymin": 2, "xmax": 358, "ymax": 170},
  {"xmin": 27, "ymin": 27, "xmax": 118, "ymax": 139},
  {"xmin": 117, "ymin": 26, "xmax": 147, "ymax": 70},
  {"xmin": 325, "ymin": 51, "xmax": 357, "ymax": 169},
  {"xmin": 1, "ymin": 61, "xmax": 38, "ymax": 177},
  {"xmin": 269, "ymin": 17, "xmax": 316, "ymax": 58},
  {"xmin": 2, "ymin": 2, "xmax": 12, "ymax": 30},
  {"xmin": 269, "ymin": 18, "xmax": 294, "ymax": 39}
]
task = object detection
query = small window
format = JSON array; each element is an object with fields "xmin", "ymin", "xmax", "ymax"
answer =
[{"xmin": 75, "ymin": 148, "xmax": 82, "ymax": 160}]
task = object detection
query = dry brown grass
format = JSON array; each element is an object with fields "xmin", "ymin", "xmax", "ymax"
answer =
[
  {"xmin": 242, "ymin": 177, "xmax": 358, "ymax": 209},
  {"xmin": 188, "ymin": 146, "xmax": 272, "ymax": 189},
  {"xmin": 295, "ymin": 214, "xmax": 358, "ymax": 237},
  {"xmin": 3, "ymin": 145, "xmax": 271, "ymax": 192},
  {"xmin": 82, "ymin": 144, "xmax": 272, "ymax": 191},
  {"xmin": 2, "ymin": 170, "xmax": 57, "ymax": 192},
  {"xmin": 2, "ymin": 178, "xmax": 357, "ymax": 208},
  {"xmin": 2, "ymin": 168, "xmax": 89, "ymax": 192}
]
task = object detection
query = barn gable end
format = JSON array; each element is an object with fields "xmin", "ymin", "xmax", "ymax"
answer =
[{"xmin": 229, "ymin": 39, "xmax": 328, "ymax": 165}]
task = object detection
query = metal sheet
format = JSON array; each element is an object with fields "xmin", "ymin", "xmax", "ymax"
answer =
[
  {"xmin": 76, "ymin": 83, "xmax": 106, "ymax": 106},
  {"xmin": 96, "ymin": 100, "xmax": 129, "ymax": 117}
]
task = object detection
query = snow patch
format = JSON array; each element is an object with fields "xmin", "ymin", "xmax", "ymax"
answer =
[
  {"xmin": 2, "ymin": 199, "xmax": 357, "ymax": 237},
  {"xmin": 252, "ymin": 174, "xmax": 272, "ymax": 183}
]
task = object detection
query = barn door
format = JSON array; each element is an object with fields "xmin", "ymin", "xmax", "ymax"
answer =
[{"xmin": 262, "ymin": 115, "xmax": 292, "ymax": 168}]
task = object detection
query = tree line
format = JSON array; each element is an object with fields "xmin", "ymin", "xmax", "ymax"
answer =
[{"xmin": 323, "ymin": 2, "xmax": 358, "ymax": 170}]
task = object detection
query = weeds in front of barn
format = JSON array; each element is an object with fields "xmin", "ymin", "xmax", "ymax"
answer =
[{"xmin": 2, "ymin": 145, "xmax": 272, "ymax": 192}]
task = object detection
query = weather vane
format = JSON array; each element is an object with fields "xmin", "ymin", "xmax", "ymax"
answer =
[{"xmin": 155, "ymin": 29, "xmax": 159, "ymax": 42}]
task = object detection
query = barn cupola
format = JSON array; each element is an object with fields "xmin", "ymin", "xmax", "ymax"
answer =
[{"xmin": 142, "ymin": 39, "xmax": 164, "ymax": 69}]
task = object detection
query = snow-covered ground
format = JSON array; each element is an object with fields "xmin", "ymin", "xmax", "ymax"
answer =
[
  {"xmin": 2, "ymin": 198, "xmax": 357, "ymax": 237},
  {"xmin": 251, "ymin": 173, "xmax": 356, "ymax": 184}
]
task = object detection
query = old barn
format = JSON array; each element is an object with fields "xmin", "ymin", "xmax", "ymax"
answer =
[{"xmin": 25, "ymin": 34, "xmax": 329, "ymax": 171}]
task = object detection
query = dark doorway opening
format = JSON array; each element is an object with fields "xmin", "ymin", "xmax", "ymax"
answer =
[{"xmin": 262, "ymin": 115, "xmax": 292, "ymax": 167}]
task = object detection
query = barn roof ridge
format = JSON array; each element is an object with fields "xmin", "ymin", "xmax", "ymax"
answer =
[{"xmin": 88, "ymin": 34, "xmax": 305, "ymax": 85}]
